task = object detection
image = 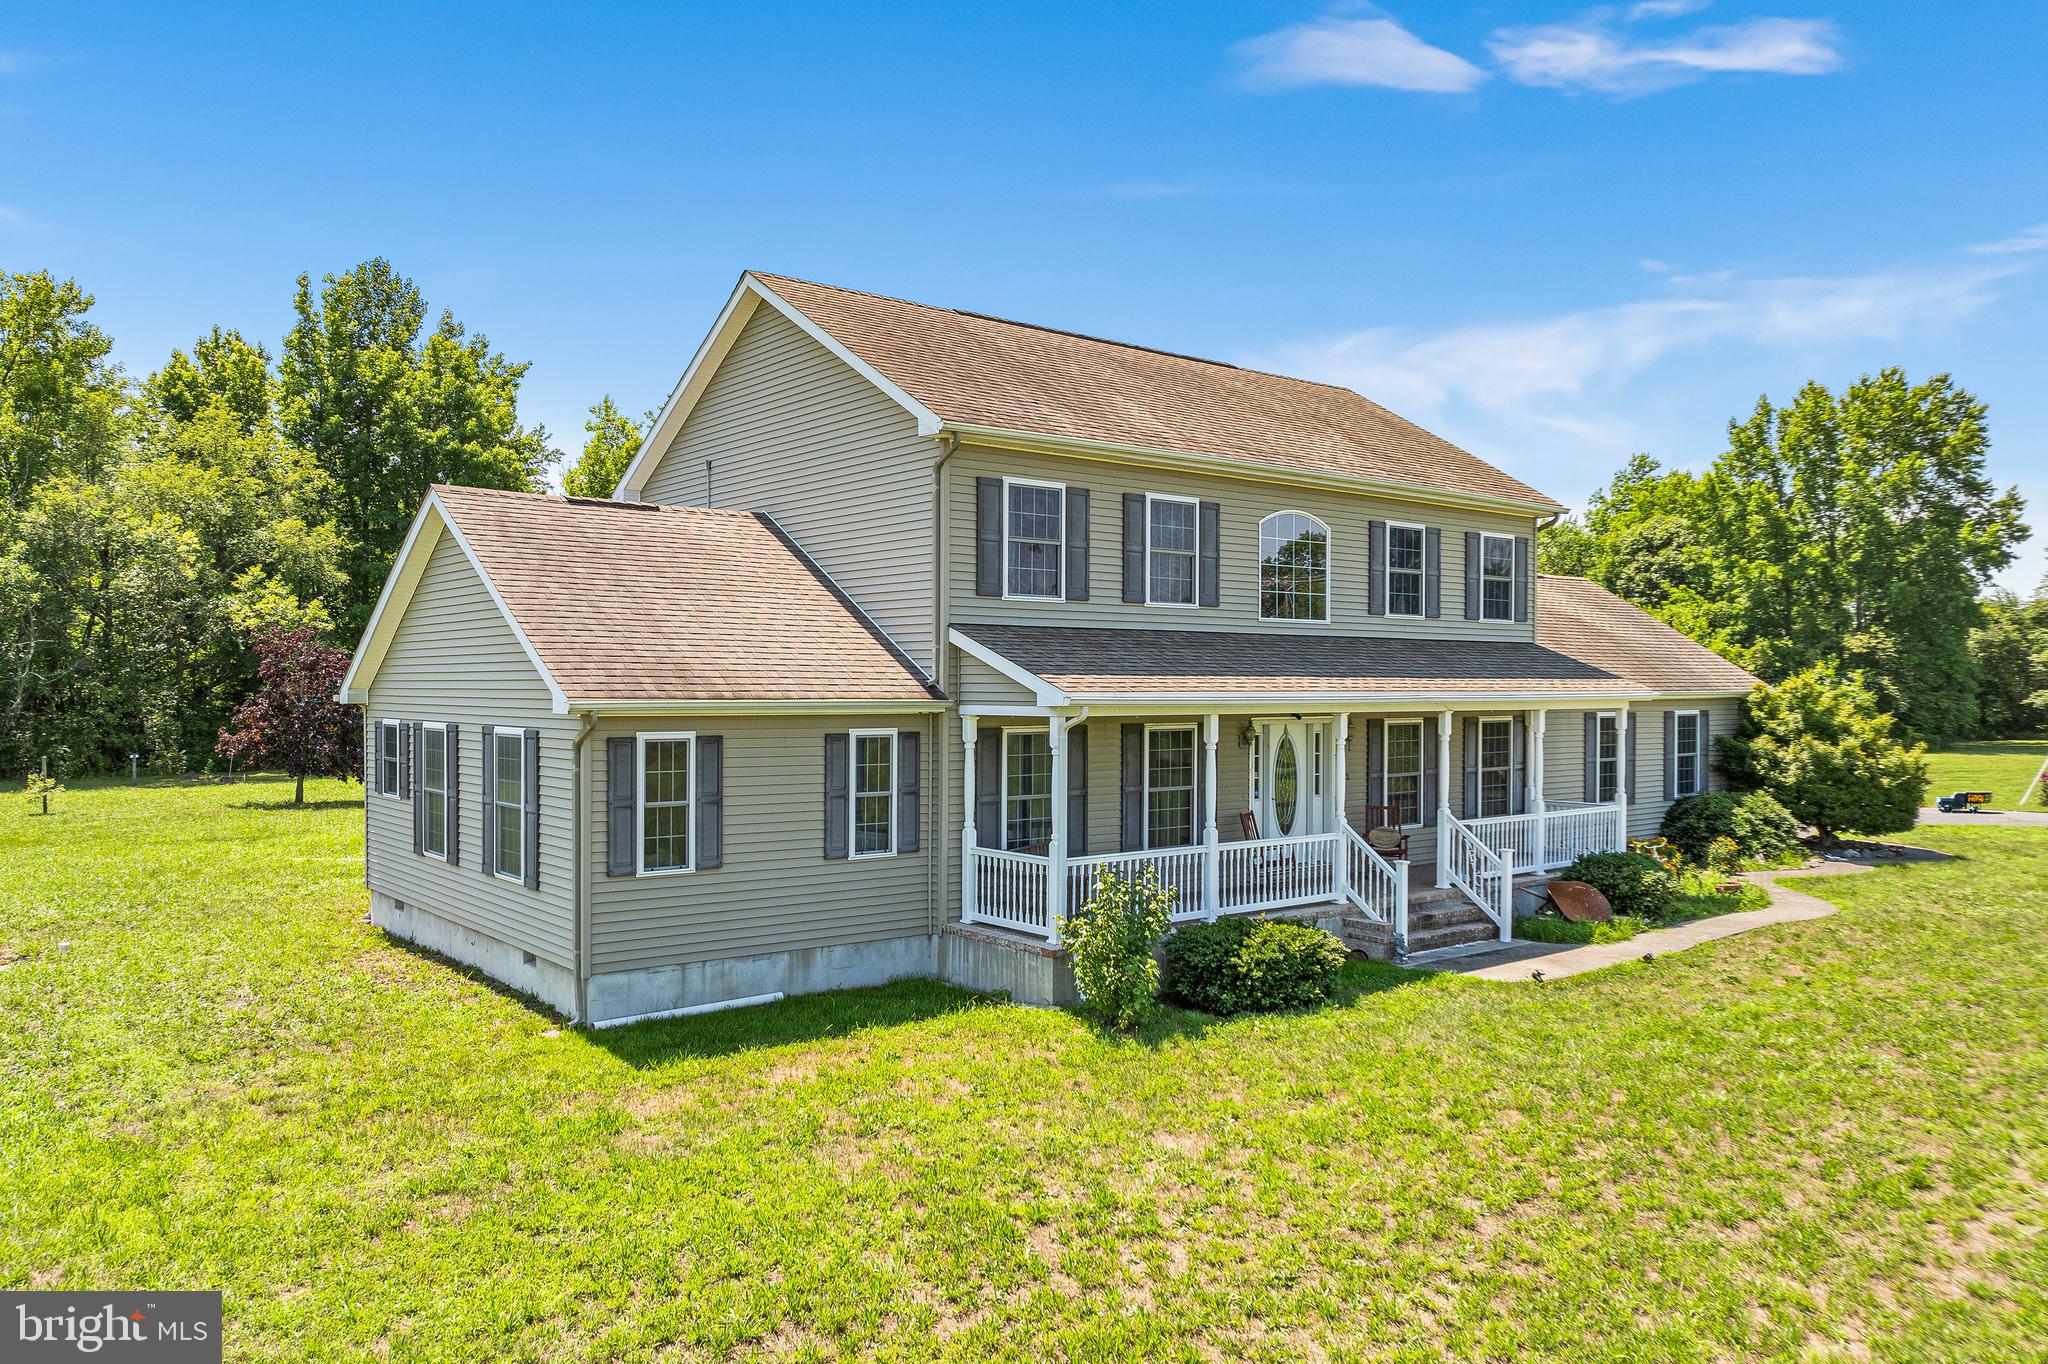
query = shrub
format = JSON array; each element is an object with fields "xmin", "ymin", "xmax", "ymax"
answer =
[
  {"xmin": 1719, "ymin": 666, "xmax": 1927, "ymax": 842},
  {"xmin": 1161, "ymin": 918, "xmax": 1347, "ymax": 1015},
  {"xmin": 1562, "ymin": 850, "xmax": 1679, "ymax": 922},
  {"xmin": 1704, "ymin": 836, "xmax": 1743, "ymax": 875},
  {"xmin": 1728, "ymin": 790, "xmax": 1800, "ymax": 861},
  {"xmin": 1661, "ymin": 792, "xmax": 1741, "ymax": 861},
  {"xmin": 1065, "ymin": 867, "xmax": 1173, "ymax": 1030}
]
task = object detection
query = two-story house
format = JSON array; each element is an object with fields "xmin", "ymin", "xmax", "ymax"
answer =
[{"xmin": 339, "ymin": 272, "xmax": 1758, "ymax": 1023}]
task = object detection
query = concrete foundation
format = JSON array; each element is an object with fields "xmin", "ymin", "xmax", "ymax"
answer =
[
  {"xmin": 370, "ymin": 890, "xmax": 580, "ymax": 1019},
  {"xmin": 585, "ymin": 933, "xmax": 939, "ymax": 1026},
  {"xmin": 938, "ymin": 922, "xmax": 1078, "ymax": 1006}
]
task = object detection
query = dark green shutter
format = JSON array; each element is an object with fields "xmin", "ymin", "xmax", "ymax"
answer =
[
  {"xmin": 1121, "ymin": 494, "xmax": 1144, "ymax": 603},
  {"xmin": 1066, "ymin": 723, "xmax": 1087, "ymax": 856},
  {"xmin": 696, "ymin": 736, "xmax": 723, "ymax": 869},
  {"xmin": 1584, "ymin": 712, "xmax": 1600, "ymax": 802},
  {"xmin": 975, "ymin": 736, "xmax": 1001, "ymax": 850},
  {"xmin": 606, "ymin": 736, "xmax": 636, "ymax": 876},
  {"xmin": 1461, "ymin": 717, "xmax": 1479, "ymax": 818},
  {"xmin": 1421, "ymin": 715, "xmax": 1439, "ymax": 818},
  {"xmin": 1064, "ymin": 489, "xmax": 1089, "ymax": 601},
  {"xmin": 1509, "ymin": 716, "xmax": 1526, "ymax": 815},
  {"xmin": 446, "ymin": 724, "xmax": 461, "ymax": 867},
  {"xmin": 1197, "ymin": 501, "xmax": 1220, "ymax": 607},
  {"xmin": 896, "ymin": 731, "xmax": 920, "ymax": 853},
  {"xmin": 1368, "ymin": 520, "xmax": 1387, "ymax": 616},
  {"xmin": 1366, "ymin": 718, "xmax": 1385, "ymax": 810},
  {"xmin": 1663, "ymin": 710, "xmax": 1678, "ymax": 800},
  {"xmin": 1424, "ymin": 527, "xmax": 1442, "ymax": 618},
  {"xmin": 1625, "ymin": 712, "xmax": 1638, "ymax": 803},
  {"xmin": 975, "ymin": 477, "xmax": 1002, "ymax": 596},
  {"xmin": 1514, "ymin": 536, "xmax": 1531, "ymax": 622},
  {"xmin": 1119, "ymin": 723, "xmax": 1144, "ymax": 851},
  {"xmin": 823, "ymin": 733, "xmax": 849, "ymax": 859},
  {"xmin": 1463, "ymin": 532, "xmax": 1482, "ymax": 620},
  {"xmin": 522, "ymin": 729, "xmax": 540, "ymax": 889},
  {"xmin": 480, "ymin": 724, "xmax": 496, "ymax": 877},
  {"xmin": 411, "ymin": 721, "xmax": 425, "ymax": 855}
]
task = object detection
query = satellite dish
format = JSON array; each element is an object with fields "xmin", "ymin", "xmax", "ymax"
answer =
[{"xmin": 1546, "ymin": 879, "xmax": 1612, "ymax": 923}]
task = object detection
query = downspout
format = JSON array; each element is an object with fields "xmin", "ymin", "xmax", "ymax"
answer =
[
  {"xmin": 930, "ymin": 431, "xmax": 961, "ymax": 939},
  {"xmin": 571, "ymin": 708, "xmax": 598, "ymax": 1024}
]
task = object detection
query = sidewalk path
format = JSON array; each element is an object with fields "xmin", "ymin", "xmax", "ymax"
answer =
[{"xmin": 1916, "ymin": 806, "xmax": 2048, "ymax": 827}]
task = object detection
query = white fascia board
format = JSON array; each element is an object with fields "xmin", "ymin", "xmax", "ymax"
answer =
[
  {"xmin": 569, "ymin": 698, "xmax": 949, "ymax": 716},
  {"xmin": 613, "ymin": 273, "xmax": 944, "ymax": 500},
  {"xmin": 943, "ymin": 424, "xmax": 1563, "ymax": 520},
  {"xmin": 947, "ymin": 628, "xmax": 1068, "ymax": 708},
  {"xmin": 1058, "ymin": 689, "xmax": 1659, "ymax": 713}
]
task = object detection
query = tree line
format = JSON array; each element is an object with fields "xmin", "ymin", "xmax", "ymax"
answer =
[
  {"xmin": 0, "ymin": 261, "xmax": 644, "ymax": 777},
  {"xmin": 1540, "ymin": 370, "xmax": 2035, "ymax": 745}
]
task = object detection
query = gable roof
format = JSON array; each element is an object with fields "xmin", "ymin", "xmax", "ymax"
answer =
[
  {"xmin": 1536, "ymin": 575, "xmax": 1760, "ymax": 695},
  {"xmin": 617, "ymin": 272, "xmax": 1563, "ymax": 513},
  {"xmin": 340, "ymin": 485, "xmax": 943, "ymax": 711}
]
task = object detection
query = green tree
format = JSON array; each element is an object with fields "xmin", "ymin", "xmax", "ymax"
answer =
[
  {"xmin": 0, "ymin": 271, "xmax": 126, "ymax": 507},
  {"xmin": 1720, "ymin": 666, "xmax": 1929, "ymax": 844},
  {"xmin": 1970, "ymin": 586, "xmax": 2048, "ymax": 735},
  {"xmin": 561, "ymin": 396, "xmax": 651, "ymax": 498},
  {"xmin": 146, "ymin": 326, "xmax": 275, "ymax": 434},
  {"xmin": 280, "ymin": 258, "xmax": 555, "ymax": 633}
]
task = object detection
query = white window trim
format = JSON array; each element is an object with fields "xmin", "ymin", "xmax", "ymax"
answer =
[
  {"xmin": 1672, "ymin": 709, "xmax": 1706, "ymax": 798},
  {"xmin": 635, "ymin": 730, "xmax": 697, "ymax": 876},
  {"xmin": 849, "ymin": 727, "xmax": 899, "ymax": 860},
  {"xmin": 377, "ymin": 719, "xmax": 402, "ymax": 799},
  {"xmin": 999, "ymin": 726, "xmax": 1054, "ymax": 852},
  {"xmin": 419, "ymin": 720, "xmax": 451, "ymax": 861},
  {"xmin": 1386, "ymin": 520, "xmax": 1427, "ymax": 620},
  {"xmin": 1594, "ymin": 710, "xmax": 1621, "ymax": 803},
  {"xmin": 1383, "ymin": 719, "xmax": 1425, "ymax": 828},
  {"xmin": 1258, "ymin": 509, "xmax": 1332, "ymax": 624},
  {"xmin": 489, "ymin": 729, "xmax": 529, "ymax": 885},
  {"xmin": 1142, "ymin": 723, "xmax": 1199, "ymax": 849},
  {"xmin": 1476, "ymin": 714, "xmax": 1515, "ymax": 817},
  {"xmin": 1143, "ymin": 492, "xmax": 1200, "ymax": 609},
  {"xmin": 1478, "ymin": 531, "xmax": 1516, "ymax": 623},
  {"xmin": 1001, "ymin": 475, "xmax": 1066, "ymax": 602}
]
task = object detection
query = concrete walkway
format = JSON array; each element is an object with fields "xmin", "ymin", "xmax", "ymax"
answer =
[
  {"xmin": 1408, "ymin": 860, "xmax": 1892, "ymax": 982},
  {"xmin": 1917, "ymin": 806, "xmax": 2048, "ymax": 827}
]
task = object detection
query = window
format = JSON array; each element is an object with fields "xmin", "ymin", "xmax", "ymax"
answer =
[
  {"xmin": 1144, "ymin": 726, "xmax": 1197, "ymax": 848},
  {"xmin": 1004, "ymin": 479, "xmax": 1064, "ymax": 599},
  {"xmin": 1146, "ymin": 495, "xmax": 1198, "ymax": 606},
  {"xmin": 1477, "ymin": 717, "xmax": 1513, "ymax": 817},
  {"xmin": 1479, "ymin": 533, "xmax": 1515, "ymax": 622},
  {"xmin": 1003, "ymin": 730, "xmax": 1053, "ymax": 851},
  {"xmin": 1313, "ymin": 730, "xmax": 1324, "ymax": 798},
  {"xmin": 1388, "ymin": 523, "xmax": 1425, "ymax": 617},
  {"xmin": 1595, "ymin": 713, "xmax": 1621, "ymax": 802},
  {"xmin": 493, "ymin": 730, "xmax": 525, "ymax": 881},
  {"xmin": 421, "ymin": 723, "xmax": 449, "ymax": 858},
  {"xmin": 375, "ymin": 720, "xmax": 400, "ymax": 797},
  {"xmin": 1260, "ymin": 511, "xmax": 1328, "ymax": 622},
  {"xmin": 637, "ymin": 733, "xmax": 693, "ymax": 873},
  {"xmin": 1384, "ymin": 721, "xmax": 1423, "ymax": 826},
  {"xmin": 851, "ymin": 729, "xmax": 897, "ymax": 858},
  {"xmin": 1674, "ymin": 711, "xmax": 1704, "ymax": 797}
]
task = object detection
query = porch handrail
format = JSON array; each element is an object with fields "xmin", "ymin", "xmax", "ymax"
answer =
[
  {"xmin": 1465, "ymin": 801, "xmax": 1629, "ymax": 875},
  {"xmin": 1338, "ymin": 820, "xmax": 1407, "ymax": 939},
  {"xmin": 1440, "ymin": 810, "xmax": 1512, "ymax": 941},
  {"xmin": 1065, "ymin": 846, "xmax": 1208, "ymax": 925},
  {"xmin": 965, "ymin": 846, "xmax": 1054, "ymax": 939}
]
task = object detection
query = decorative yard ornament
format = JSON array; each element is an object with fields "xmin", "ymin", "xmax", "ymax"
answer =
[{"xmin": 1545, "ymin": 879, "xmax": 1612, "ymax": 923}]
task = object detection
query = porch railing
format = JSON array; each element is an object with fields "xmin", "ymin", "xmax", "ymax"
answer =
[
  {"xmin": 969, "ymin": 847, "xmax": 1054, "ymax": 938},
  {"xmin": 1340, "ymin": 822, "xmax": 1407, "ymax": 940},
  {"xmin": 1440, "ymin": 811, "xmax": 1512, "ymax": 941},
  {"xmin": 1217, "ymin": 832, "xmax": 1340, "ymax": 912},
  {"xmin": 1462, "ymin": 801, "xmax": 1629, "ymax": 876},
  {"xmin": 1065, "ymin": 846, "xmax": 1208, "ymax": 924}
]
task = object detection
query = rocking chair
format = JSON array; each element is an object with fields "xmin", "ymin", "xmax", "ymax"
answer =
[{"xmin": 1357, "ymin": 804, "xmax": 1410, "ymax": 862}]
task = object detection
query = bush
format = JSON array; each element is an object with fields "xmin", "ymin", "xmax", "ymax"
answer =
[
  {"xmin": 1719, "ymin": 666, "xmax": 1927, "ymax": 842},
  {"xmin": 1704, "ymin": 836, "xmax": 1743, "ymax": 875},
  {"xmin": 1661, "ymin": 792, "xmax": 1741, "ymax": 860},
  {"xmin": 1562, "ymin": 850, "xmax": 1679, "ymax": 922},
  {"xmin": 1161, "ymin": 918, "xmax": 1347, "ymax": 1015},
  {"xmin": 1729, "ymin": 790, "xmax": 1799, "ymax": 861},
  {"xmin": 1514, "ymin": 915, "xmax": 1640, "ymax": 946},
  {"xmin": 1065, "ymin": 868, "xmax": 1173, "ymax": 1030}
]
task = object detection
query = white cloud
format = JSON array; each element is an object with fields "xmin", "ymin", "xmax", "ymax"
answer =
[
  {"xmin": 1489, "ymin": 15, "xmax": 1842, "ymax": 94},
  {"xmin": 1628, "ymin": 0, "xmax": 1712, "ymax": 18},
  {"xmin": 1966, "ymin": 222, "xmax": 2048, "ymax": 255},
  {"xmin": 1235, "ymin": 14, "xmax": 1487, "ymax": 93}
]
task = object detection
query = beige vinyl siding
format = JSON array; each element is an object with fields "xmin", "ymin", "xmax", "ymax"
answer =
[
  {"xmin": 945, "ymin": 444, "xmax": 1542, "ymax": 642},
  {"xmin": 585, "ymin": 713, "xmax": 938, "ymax": 974},
  {"xmin": 955, "ymin": 654, "xmax": 1037, "ymax": 706},
  {"xmin": 365, "ymin": 534, "xmax": 578, "ymax": 968},
  {"xmin": 634, "ymin": 302, "xmax": 939, "ymax": 671},
  {"xmin": 1625, "ymin": 695, "xmax": 1743, "ymax": 839}
]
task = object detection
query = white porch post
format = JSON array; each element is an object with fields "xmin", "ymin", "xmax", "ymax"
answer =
[
  {"xmin": 1530, "ymin": 708, "xmax": 1548, "ymax": 871},
  {"xmin": 1202, "ymin": 713, "xmax": 1221, "ymax": 920},
  {"xmin": 1332, "ymin": 713, "xmax": 1350, "ymax": 904},
  {"xmin": 1435, "ymin": 708, "xmax": 1454, "ymax": 889},
  {"xmin": 1046, "ymin": 714, "xmax": 1068, "ymax": 945},
  {"xmin": 961, "ymin": 715, "xmax": 979, "ymax": 924},
  {"xmin": 1616, "ymin": 705, "xmax": 1632, "ymax": 851}
]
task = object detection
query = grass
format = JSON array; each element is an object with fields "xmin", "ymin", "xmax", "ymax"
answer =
[
  {"xmin": 1515, "ymin": 873, "xmax": 1772, "ymax": 945},
  {"xmin": 1921, "ymin": 737, "xmax": 2048, "ymax": 808},
  {"xmin": 4, "ymin": 778, "xmax": 2046, "ymax": 1361}
]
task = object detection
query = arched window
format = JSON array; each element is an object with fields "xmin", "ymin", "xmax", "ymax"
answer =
[{"xmin": 1259, "ymin": 511, "xmax": 1329, "ymax": 622}]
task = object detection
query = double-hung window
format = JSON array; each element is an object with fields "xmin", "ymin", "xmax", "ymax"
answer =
[
  {"xmin": 1146, "ymin": 495, "xmax": 1198, "ymax": 606},
  {"xmin": 1674, "ymin": 711, "xmax": 1705, "ymax": 797},
  {"xmin": 492, "ymin": 730, "xmax": 526, "ymax": 882},
  {"xmin": 1478, "ymin": 533, "xmax": 1515, "ymax": 622},
  {"xmin": 1144, "ymin": 726, "xmax": 1197, "ymax": 848},
  {"xmin": 637, "ymin": 732, "xmax": 694, "ymax": 874},
  {"xmin": 1003, "ymin": 730, "xmax": 1053, "ymax": 851},
  {"xmin": 378, "ymin": 720, "xmax": 401, "ymax": 797},
  {"xmin": 1384, "ymin": 721, "xmax": 1423, "ymax": 826},
  {"xmin": 1477, "ymin": 717, "xmax": 1513, "ymax": 818},
  {"xmin": 1004, "ymin": 479, "xmax": 1064, "ymax": 599},
  {"xmin": 1259, "ymin": 511, "xmax": 1328, "ymax": 621},
  {"xmin": 1595, "ymin": 713, "xmax": 1621, "ymax": 802},
  {"xmin": 1388, "ymin": 523, "xmax": 1426, "ymax": 617},
  {"xmin": 421, "ymin": 723, "xmax": 450, "ymax": 858},
  {"xmin": 851, "ymin": 728, "xmax": 897, "ymax": 858}
]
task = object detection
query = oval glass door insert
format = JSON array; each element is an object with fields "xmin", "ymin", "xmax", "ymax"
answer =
[{"xmin": 1273, "ymin": 733, "xmax": 1299, "ymax": 834}]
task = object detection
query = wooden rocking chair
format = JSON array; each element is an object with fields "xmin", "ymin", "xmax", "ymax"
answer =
[{"xmin": 1357, "ymin": 803, "xmax": 1410, "ymax": 862}]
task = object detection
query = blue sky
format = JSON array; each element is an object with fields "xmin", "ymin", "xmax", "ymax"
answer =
[{"xmin": 5, "ymin": 1, "xmax": 2043, "ymax": 588}]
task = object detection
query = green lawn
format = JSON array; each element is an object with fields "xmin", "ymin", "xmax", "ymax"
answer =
[
  {"xmin": 3, "ymin": 779, "xmax": 2044, "ymax": 1361},
  {"xmin": 1922, "ymin": 737, "xmax": 2048, "ymax": 808}
]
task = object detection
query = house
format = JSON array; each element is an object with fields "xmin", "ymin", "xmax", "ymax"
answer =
[{"xmin": 338, "ymin": 272, "xmax": 1759, "ymax": 1023}]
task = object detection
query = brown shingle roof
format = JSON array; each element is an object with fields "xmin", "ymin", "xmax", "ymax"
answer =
[
  {"xmin": 431, "ymin": 485, "xmax": 939, "ymax": 704},
  {"xmin": 750, "ymin": 273, "xmax": 1563, "ymax": 511},
  {"xmin": 1536, "ymin": 575, "xmax": 1760, "ymax": 695}
]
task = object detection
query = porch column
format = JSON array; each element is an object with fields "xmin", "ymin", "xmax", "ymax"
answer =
[
  {"xmin": 1435, "ymin": 708, "xmax": 1454, "ymax": 889},
  {"xmin": 1616, "ymin": 704, "xmax": 1632, "ymax": 852},
  {"xmin": 1332, "ymin": 713, "xmax": 1350, "ymax": 904},
  {"xmin": 961, "ymin": 715, "xmax": 979, "ymax": 924},
  {"xmin": 1046, "ymin": 714, "xmax": 1067, "ymax": 946},
  {"xmin": 1202, "ymin": 713, "xmax": 1221, "ymax": 920},
  {"xmin": 1530, "ymin": 708, "xmax": 1548, "ymax": 870}
]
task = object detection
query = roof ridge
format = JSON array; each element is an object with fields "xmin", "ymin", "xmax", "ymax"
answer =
[{"xmin": 432, "ymin": 483, "xmax": 757, "ymax": 519}]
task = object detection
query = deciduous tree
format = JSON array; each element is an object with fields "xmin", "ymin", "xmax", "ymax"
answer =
[
  {"xmin": 561, "ymin": 395, "xmax": 651, "ymax": 498},
  {"xmin": 1720, "ymin": 666, "xmax": 1928, "ymax": 844},
  {"xmin": 216, "ymin": 628, "xmax": 360, "ymax": 804}
]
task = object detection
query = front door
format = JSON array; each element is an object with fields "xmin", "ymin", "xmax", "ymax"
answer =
[{"xmin": 1256, "ymin": 719, "xmax": 1331, "ymax": 839}]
